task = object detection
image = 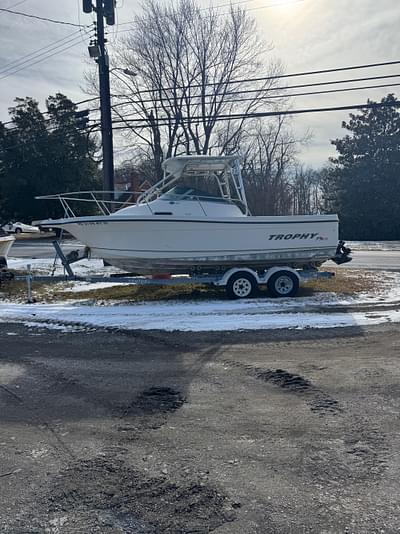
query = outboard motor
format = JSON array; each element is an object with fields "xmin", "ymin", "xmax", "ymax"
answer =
[{"xmin": 332, "ymin": 240, "xmax": 352, "ymax": 265}]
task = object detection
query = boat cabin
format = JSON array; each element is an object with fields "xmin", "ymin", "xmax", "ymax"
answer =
[{"xmin": 114, "ymin": 155, "xmax": 248, "ymax": 218}]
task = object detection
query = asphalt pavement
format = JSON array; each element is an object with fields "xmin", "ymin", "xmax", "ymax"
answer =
[
  {"xmin": 10, "ymin": 237, "xmax": 84, "ymax": 258},
  {"xmin": 10, "ymin": 237, "xmax": 400, "ymax": 271},
  {"xmin": 1, "ymin": 323, "xmax": 400, "ymax": 533},
  {"xmin": 335, "ymin": 249, "xmax": 400, "ymax": 271}
]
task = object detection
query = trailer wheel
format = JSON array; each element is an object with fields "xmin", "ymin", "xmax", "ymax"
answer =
[
  {"xmin": 226, "ymin": 271, "xmax": 258, "ymax": 299},
  {"xmin": 267, "ymin": 270, "xmax": 299, "ymax": 298}
]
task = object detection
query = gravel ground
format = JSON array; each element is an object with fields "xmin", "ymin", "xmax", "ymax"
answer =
[{"xmin": 0, "ymin": 323, "xmax": 400, "ymax": 533}]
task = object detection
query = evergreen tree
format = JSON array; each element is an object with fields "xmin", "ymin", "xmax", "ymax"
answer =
[
  {"xmin": 0, "ymin": 93, "xmax": 100, "ymax": 222},
  {"xmin": 330, "ymin": 94, "xmax": 400, "ymax": 240}
]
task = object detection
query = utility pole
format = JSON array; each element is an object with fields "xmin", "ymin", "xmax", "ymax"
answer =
[{"xmin": 83, "ymin": 0, "xmax": 115, "ymax": 193}]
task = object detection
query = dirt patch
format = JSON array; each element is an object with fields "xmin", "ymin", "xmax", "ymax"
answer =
[
  {"xmin": 116, "ymin": 387, "xmax": 186, "ymax": 432},
  {"xmin": 253, "ymin": 368, "xmax": 312, "ymax": 393},
  {"xmin": 120, "ymin": 387, "xmax": 186, "ymax": 417},
  {"xmin": 40, "ymin": 455, "xmax": 235, "ymax": 534},
  {"xmin": 223, "ymin": 360, "xmax": 341, "ymax": 416}
]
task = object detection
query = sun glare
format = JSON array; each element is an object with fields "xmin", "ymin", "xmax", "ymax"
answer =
[{"xmin": 267, "ymin": 0, "xmax": 304, "ymax": 7}]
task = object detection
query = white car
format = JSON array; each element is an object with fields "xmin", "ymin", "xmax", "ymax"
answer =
[{"xmin": 2, "ymin": 221, "xmax": 40, "ymax": 234}]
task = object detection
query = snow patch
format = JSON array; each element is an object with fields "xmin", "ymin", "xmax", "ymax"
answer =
[{"xmin": 0, "ymin": 300, "xmax": 399, "ymax": 332}]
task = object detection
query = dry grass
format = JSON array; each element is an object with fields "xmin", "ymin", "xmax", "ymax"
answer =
[
  {"xmin": 298, "ymin": 268, "xmax": 379, "ymax": 297},
  {"xmin": 55, "ymin": 283, "xmax": 224, "ymax": 302}
]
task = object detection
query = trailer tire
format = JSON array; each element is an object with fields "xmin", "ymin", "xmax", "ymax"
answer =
[
  {"xmin": 226, "ymin": 271, "xmax": 258, "ymax": 299},
  {"xmin": 267, "ymin": 270, "xmax": 299, "ymax": 298}
]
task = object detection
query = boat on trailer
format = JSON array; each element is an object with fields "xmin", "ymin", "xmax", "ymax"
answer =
[{"xmin": 38, "ymin": 155, "xmax": 350, "ymax": 278}]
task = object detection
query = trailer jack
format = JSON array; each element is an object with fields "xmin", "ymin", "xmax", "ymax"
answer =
[{"xmin": 52, "ymin": 240, "xmax": 88, "ymax": 277}]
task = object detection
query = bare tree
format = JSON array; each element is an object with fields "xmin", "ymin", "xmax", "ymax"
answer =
[
  {"xmin": 111, "ymin": 0, "xmax": 284, "ymax": 178},
  {"xmin": 240, "ymin": 119, "xmax": 299, "ymax": 215},
  {"xmin": 290, "ymin": 166, "xmax": 317, "ymax": 214}
]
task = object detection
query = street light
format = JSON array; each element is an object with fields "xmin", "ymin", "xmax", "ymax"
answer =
[{"xmin": 109, "ymin": 67, "xmax": 137, "ymax": 77}]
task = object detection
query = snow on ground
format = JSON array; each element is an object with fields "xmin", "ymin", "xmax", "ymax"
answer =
[
  {"xmin": 0, "ymin": 296, "xmax": 399, "ymax": 332},
  {"xmin": 8, "ymin": 257, "xmax": 116, "ymax": 276},
  {"xmin": 3, "ymin": 255, "xmax": 400, "ymax": 332},
  {"xmin": 7, "ymin": 257, "xmax": 125, "ymax": 292}
]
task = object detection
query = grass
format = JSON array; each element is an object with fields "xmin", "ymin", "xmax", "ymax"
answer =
[
  {"xmin": 299, "ymin": 268, "xmax": 378, "ymax": 297},
  {"xmin": 0, "ymin": 267, "xmax": 381, "ymax": 303}
]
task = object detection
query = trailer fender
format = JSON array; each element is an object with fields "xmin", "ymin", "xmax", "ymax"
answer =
[{"xmin": 214, "ymin": 267, "xmax": 262, "ymax": 287}]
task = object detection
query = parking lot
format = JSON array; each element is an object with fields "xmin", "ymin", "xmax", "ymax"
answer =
[{"xmin": 1, "ymin": 322, "xmax": 399, "ymax": 533}]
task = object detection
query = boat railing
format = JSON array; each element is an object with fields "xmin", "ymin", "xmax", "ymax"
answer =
[{"xmin": 36, "ymin": 191, "xmax": 140, "ymax": 218}]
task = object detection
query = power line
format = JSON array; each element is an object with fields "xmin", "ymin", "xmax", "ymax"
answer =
[
  {"xmin": 4, "ymin": 100, "xmax": 399, "ymax": 149},
  {"xmin": 4, "ymin": 73, "xmax": 398, "ymax": 128},
  {"xmin": 215, "ymin": 60, "xmax": 400, "ymax": 88},
  {"xmin": 110, "ymin": 81, "xmax": 400, "ymax": 118},
  {"xmin": 106, "ymin": 73, "xmax": 400, "ymax": 110},
  {"xmin": 0, "ymin": 29, "xmax": 93, "ymax": 81},
  {"xmin": 101, "ymin": 100, "xmax": 400, "ymax": 130},
  {"xmin": 0, "ymin": 28, "xmax": 84, "ymax": 76},
  {"xmin": 66, "ymin": 60, "xmax": 400, "ymax": 110},
  {"xmin": 107, "ymin": 60, "xmax": 400, "ymax": 98},
  {"xmin": 0, "ymin": 7, "xmax": 85, "ymax": 27}
]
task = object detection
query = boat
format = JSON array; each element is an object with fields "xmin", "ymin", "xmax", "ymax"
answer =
[
  {"xmin": 0, "ymin": 229, "xmax": 15, "ymax": 267},
  {"xmin": 38, "ymin": 155, "xmax": 350, "ymax": 274}
]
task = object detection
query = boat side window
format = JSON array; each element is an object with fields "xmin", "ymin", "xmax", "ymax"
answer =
[{"xmin": 160, "ymin": 185, "xmax": 232, "ymax": 204}]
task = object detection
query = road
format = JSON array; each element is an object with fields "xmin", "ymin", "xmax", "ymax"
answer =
[
  {"xmin": 10, "ymin": 238, "xmax": 400, "ymax": 271},
  {"xmin": 1, "ymin": 323, "xmax": 399, "ymax": 533},
  {"xmin": 11, "ymin": 237, "xmax": 84, "ymax": 259},
  {"xmin": 342, "ymin": 249, "xmax": 400, "ymax": 271}
]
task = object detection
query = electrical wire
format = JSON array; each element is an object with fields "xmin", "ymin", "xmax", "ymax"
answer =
[
  {"xmin": 0, "ymin": 7, "xmax": 85, "ymax": 27},
  {"xmin": 87, "ymin": 100, "xmax": 400, "ymax": 131},
  {"xmin": 5, "ymin": 69, "xmax": 397, "ymax": 128},
  {"xmin": 0, "ymin": 28, "xmax": 85, "ymax": 76},
  {"xmin": 4, "ymin": 100, "xmax": 399, "ymax": 151},
  {"xmin": 105, "ymin": 60, "xmax": 400, "ymax": 98},
  {"xmin": 105, "ymin": 72, "xmax": 400, "ymax": 112},
  {"xmin": 6, "ymin": 76, "xmax": 398, "ymax": 130},
  {"xmin": 97, "ymin": 100, "xmax": 400, "ymax": 131},
  {"xmin": 47, "ymin": 60, "xmax": 400, "ymax": 113},
  {"xmin": 0, "ymin": 29, "xmax": 94, "ymax": 81},
  {"xmin": 110, "ymin": 81, "xmax": 400, "ymax": 118},
  {"xmin": 76, "ymin": 0, "xmax": 92, "ymax": 45}
]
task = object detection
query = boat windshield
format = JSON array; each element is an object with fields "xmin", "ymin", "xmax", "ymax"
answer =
[{"xmin": 159, "ymin": 185, "xmax": 231, "ymax": 204}]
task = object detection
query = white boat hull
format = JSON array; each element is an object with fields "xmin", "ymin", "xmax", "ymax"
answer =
[
  {"xmin": 47, "ymin": 215, "xmax": 339, "ymax": 274},
  {"xmin": 0, "ymin": 235, "xmax": 15, "ymax": 265}
]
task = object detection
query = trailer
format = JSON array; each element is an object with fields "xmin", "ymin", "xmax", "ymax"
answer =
[{"xmin": 4, "ymin": 240, "xmax": 336, "ymax": 302}]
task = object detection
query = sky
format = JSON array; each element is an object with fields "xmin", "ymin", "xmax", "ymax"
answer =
[{"xmin": 0, "ymin": 0, "xmax": 399, "ymax": 167}]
